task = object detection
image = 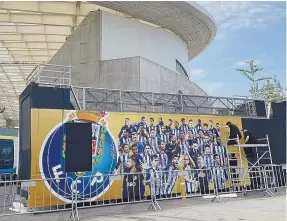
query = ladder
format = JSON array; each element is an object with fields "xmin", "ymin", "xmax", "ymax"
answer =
[{"xmin": 226, "ymin": 134, "xmax": 275, "ymax": 195}]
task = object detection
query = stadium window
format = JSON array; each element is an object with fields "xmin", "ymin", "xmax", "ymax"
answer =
[{"xmin": 176, "ymin": 59, "xmax": 188, "ymax": 78}]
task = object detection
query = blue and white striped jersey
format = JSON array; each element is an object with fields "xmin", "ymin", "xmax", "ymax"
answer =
[
  {"xmin": 163, "ymin": 167, "xmax": 179, "ymax": 195},
  {"xmin": 139, "ymin": 135, "xmax": 148, "ymax": 145},
  {"xmin": 116, "ymin": 154, "xmax": 129, "ymax": 173},
  {"xmin": 158, "ymin": 152, "xmax": 168, "ymax": 169},
  {"xmin": 147, "ymin": 125, "xmax": 156, "ymax": 135},
  {"xmin": 145, "ymin": 168, "xmax": 162, "ymax": 196},
  {"xmin": 179, "ymin": 124, "xmax": 189, "ymax": 133},
  {"xmin": 158, "ymin": 134, "xmax": 169, "ymax": 144},
  {"xmin": 171, "ymin": 128, "xmax": 180, "ymax": 139},
  {"xmin": 195, "ymin": 124, "xmax": 203, "ymax": 132},
  {"xmin": 203, "ymin": 155, "xmax": 214, "ymax": 169},
  {"xmin": 179, "ymin": 139, "xmax": 189, "ymax": 156},
  {"xmin": 142, "ymin": 154, "xmax": 152, "ymax": 167},
  {"xmin": 183, "ymin": 165, "xmax": 196, "ymax": 193},
  {"xmin": 148, "ymin": 137, "xmax": 159, "ymax": 154},
  {"xmin": 212, "ymin": 167, "xmax": 228, "ymax": 190},
  {"xmin": 212, "ymin": 144, "xmax": 227, "ymax": 167},
  {"xmin": 119, "ymin": 137, "xmax": 131, "ymax": 146},
  {"xmin": 189, "ymin": 127, "xmax": 197, "ymax": 135}
]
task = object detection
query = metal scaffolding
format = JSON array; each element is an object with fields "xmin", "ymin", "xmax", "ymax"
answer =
[{"xmin": 26, "ymin": 64, "xmax": 259, "ymax": 117}]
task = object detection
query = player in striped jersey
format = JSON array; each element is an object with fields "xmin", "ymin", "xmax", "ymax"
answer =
[
  {"xmin": 194, "ymin": 156, "xmax": 210, "ymax": 194},
  {"xmin": 165, "ymin": 119, "xmax": 173, "ymax": 134},
  {"xmin": 158, "ymin": 126, "xmax": 169, "ymax": 144},
  {"xmin": 178, "ymin": 131, "xmax": 189, "ymax": 156},
  {"xmin": 196, "ymin": 130, "xmax": 206, "ymax": 153},
  {"xmin": 157, "ymin": 140, "xmax": 168, "ymax": 170},
  {"xmin": 163, "ymin": 153, "xmax": 180, "ymax": 197},
  {"xmin": 203, "ymin": 145, "xmax": 214, "ymax": 170},
  {"xmin": 179, "ymin": 118, "xmax": 189, "ymax": 133},
  {"xmin": 138, "ymin": 126, "xmax": 148, "ymax": 145},
  {"xmin": 213, "ymin": 136, "xmax": 228, "ymax": 167},
  {"xmin": 156, "ymin": 117, "xmax": 164, "ymax": 135},
  {"xmin": 137, "ymin": 116, "xmax": 147, "ymax": 133},
  {"xmin": 118, "ymin": 118, "xmax": 130, "ymax": 138},
  {"xmin": 119, "ymin": 129, "xmax": 131, "ymax": 146},
  {"xmin": 131, "ymin": 144, "xmax": 144, "ymax": 167},
  {"xmin": 165, "ymin": 135, "xmax": 180, "ymax": 165},
  {"xmin": 142, "ymin": 144, "xmax": 153, "ymax": 168},
  {"xmin": 188, "ymin": 119, "xmax": 197, "ymax": 135},
  {"xmin": 115, "ymin": 144, "xmax": 130, "ymax": 173},
  {"xmin": 131, "ymin": 133, "xmax": 144, "ymax": 154},
  {"xmin": 182, "ymin": 154, "xmax": 197, "ymax": 194},
  {"xmin": 188, "ymin": 142, "xmax": 201, "ymax": 167},
  {"xmin": 143, "ymin": 154, "xmax": 162, "ymax": 197},
  {"xmin": 148, "ymin": 130, "xmax": 159, "ymax": 154},
  {"xmin": 195, "ymin": 119, "xmax": 203, "ymax": 132},
  {"xmin": 147, "ymin": 117, "xmax": 156, "ymax": 136},
  {"xmin": 215, "ymin": 123, "xmax": 221, "ymax": 137},
  {"xmin": 203, "ymin": 123, "xmax": 210, "ymax": 136},
  {"xmin": 171, "ymin": 120, "xmax": 180, "ymax": 139},
  {"xmin": 212, "ymin": 154, "xmax": 228, "ymax": 192},
  {"xmin": 208, "ymin": 120, "xmax": 218, "ymax": 136}
]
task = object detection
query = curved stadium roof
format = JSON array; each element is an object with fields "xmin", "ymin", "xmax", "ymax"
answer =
[{"xmin": 0, "ymin": 1, "xmax": 216, "ymax": 125}]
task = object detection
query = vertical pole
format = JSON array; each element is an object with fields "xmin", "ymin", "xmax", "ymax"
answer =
[
  {"xmin": 152, "ymin": 92, "xmax": 154, "ymax": 113},
  {"xmin": 82, "ymin": 88, "xmax": 86, "ymax": 110},
  {"xmin": 37, "ymin": 64, "xmax": 40, "ymax": 83},
  {"xmin": 181, "ymin": 94, "xmax": 183, "ymax": 113},
  {"xmin": 266, "ymin": 134, "xmax": 273, "ymax": 165},
  {"xmin": 119, "ymin": 90, "xmax": 123, "ymax": 111}
]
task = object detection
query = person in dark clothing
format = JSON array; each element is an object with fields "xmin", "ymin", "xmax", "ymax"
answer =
[
  {"xmin": 122, "ymin": 156, "xmax": 145, "ymax": 202},
  {"xmin": 242, "ymin": 128, "xmax": 257, "ymax": 158},
  {"xmin": 226, "ymin": 122, "xmax": 242, "ymax": 145}
]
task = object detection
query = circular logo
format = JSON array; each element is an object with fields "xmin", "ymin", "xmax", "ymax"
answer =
[{"xmin": 39, "ymin": 111, "xmax": 118, "ymax": 203}]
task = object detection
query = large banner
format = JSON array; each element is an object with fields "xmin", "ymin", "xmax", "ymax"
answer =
[{"xmin": 30, "ymin": 109, "xmax": 246, "ymax": 207}]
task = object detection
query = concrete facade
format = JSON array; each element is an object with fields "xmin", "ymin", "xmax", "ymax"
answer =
[
  {"xmin": 101, "ymin": 11, "xmax": 189, "ymax": 76},
  {"xmin": 48, "ymin": 10, "xmax": 207, "ymax": 96}
]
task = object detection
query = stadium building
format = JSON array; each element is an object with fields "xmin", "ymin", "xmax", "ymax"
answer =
[{"xmin": 48, "ymin": 2, "xmax": 216, "ymax": 95}]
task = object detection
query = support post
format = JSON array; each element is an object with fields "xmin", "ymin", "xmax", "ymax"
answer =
[
  {"xmin": 82, "ymin": 88, "xmax": 86, "ymax": 110},
  {"xmin": 119, "ymin": 90, "xmax": 123, "ymax": 111}
]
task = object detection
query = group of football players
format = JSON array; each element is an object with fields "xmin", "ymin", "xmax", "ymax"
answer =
[{"xmin": 116, "ymin": 116, "xmax": 231, "ymax": 200}]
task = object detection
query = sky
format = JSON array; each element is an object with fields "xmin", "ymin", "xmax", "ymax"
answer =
[{"xmin": 189, "ymin": 1, "xmax": 286, "ymax": 97}]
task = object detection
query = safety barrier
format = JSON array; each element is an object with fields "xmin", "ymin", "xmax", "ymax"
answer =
[
  {"xmin": 0, "ymin": 177, "xmax": 73, "ymax": 217},
  {"xmin": 0, "ymin": 165, "xmax": 285, "ymax": 219}
]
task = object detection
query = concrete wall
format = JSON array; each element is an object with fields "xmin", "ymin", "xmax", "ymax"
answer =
[
  {"xmin": 48, "ymin": 10, "xmax": 101, "ymax": 86},
  {"xmin": 139, "ymin": 57, "xmax": 207, "ymax": 95},
  {"xmin": 101, "ymin": 11, "xmax": 189, "ymax": 76},
  {"xmin": 47, "ymin": 10, "xmax": 207, "ymax": 96},
  {"xmin": 99, "ymin": 56, "xmax": 207, "ymax": 96}
]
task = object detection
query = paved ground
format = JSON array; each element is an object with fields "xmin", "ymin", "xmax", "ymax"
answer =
[{"xmin": 0, "ymin": 188, "xmax": 286, "ymax": 221}]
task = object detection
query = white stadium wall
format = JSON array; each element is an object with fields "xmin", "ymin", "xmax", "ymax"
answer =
[
  {"xmin": 47, "ymin": 10, "xmax": 207, "ymax": 96},
  {"xmin": 101, "ymin": 11, "xmax": 190, "ymax": 76}
]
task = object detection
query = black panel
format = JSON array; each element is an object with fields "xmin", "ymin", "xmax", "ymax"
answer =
[
  {"xmin": 272, "ymin": 101, "xmax": 286, "ymax": 120},
  {"xmin": 18, "ymin": 94, "xmax": 31, "ymax": 180},
  {"xmin": 32, "ymin": 84, "xmax": 71, "ymax": 109},
  {"xmin": 65, "ymin": 123, "xmax": 92, "ymax": 173},
  {"xmin": 20, "ymin": 82, "xmax": 71, "ymax": 109},
  {"xmin": 18, "ymin": 82, "xmax": 73, "ymax": 179},
  {"xmin": 241, "ymin": 118, "xmax": 286, "ymax": 164},
  {"xmin": 254, "ymin": 100, "xmax": 267, "ymax": 117}
]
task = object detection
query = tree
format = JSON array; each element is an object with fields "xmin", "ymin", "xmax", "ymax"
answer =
[{"xmin": 237, "ymin": 60, "xmax": 286, "ymax": 102}]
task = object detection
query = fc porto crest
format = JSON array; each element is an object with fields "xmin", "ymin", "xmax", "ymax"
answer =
[{"xmin": 39, "ymin": 111, "xmax": 118, "ymax": 203}]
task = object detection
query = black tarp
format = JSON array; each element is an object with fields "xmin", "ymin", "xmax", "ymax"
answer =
[{"xmin": 241, "ymin": 118, "xmax": 286, "ymax": 165}]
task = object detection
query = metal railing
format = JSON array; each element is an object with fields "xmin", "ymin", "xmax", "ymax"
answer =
[
  {"xmin": 25, "ymin": 63, "xmax": 260, "ymax": 117},
  {"xmin": 0, "ymin": 164, "xmax": 285, "ymax": 219}
]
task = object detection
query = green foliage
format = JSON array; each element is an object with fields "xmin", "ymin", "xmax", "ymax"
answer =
[{"xmin": 236, "ymin": 60, "xmax": 286, "ymax": 102}]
